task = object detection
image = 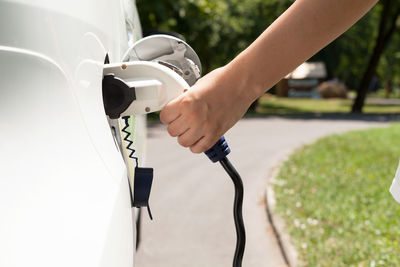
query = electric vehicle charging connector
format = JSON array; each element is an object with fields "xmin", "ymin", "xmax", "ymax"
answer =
[{"xmin": 102, "ymin": 34, "xmax": 246, "ymax": 267}]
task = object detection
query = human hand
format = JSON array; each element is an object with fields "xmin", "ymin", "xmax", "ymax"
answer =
[{"xmin": 160, "ymin": 65, "xmax": 256, "ymax": 153}]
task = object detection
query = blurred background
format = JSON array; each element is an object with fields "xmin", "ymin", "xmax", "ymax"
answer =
[
  {"xmin": 135, "ymin": 1, "xmax": 400, "ymax": 266},
  {"xmin": 137, "ymin": 0, "xmax": 400, "ymax": 115}
]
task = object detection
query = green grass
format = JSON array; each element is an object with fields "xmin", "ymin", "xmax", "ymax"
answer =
[
  {"xmin": 147, "ymin": 96, "xmax": 400, "ymax": 123},
  {"xmin": 368, "ymin": 88, "xmax": 400, "ymax": 99},
  {"xmin": 273, "ymin": 124, "xmax": 400, "ymax": 267},
  {"xmin": 257, "ymin": 96, "xmax": 400, "ymax": 115}
]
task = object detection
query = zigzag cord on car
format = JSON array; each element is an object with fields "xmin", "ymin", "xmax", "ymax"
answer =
[{"xmin": 121, "ymin": 116, "xmax": 139, "ymax": 167}]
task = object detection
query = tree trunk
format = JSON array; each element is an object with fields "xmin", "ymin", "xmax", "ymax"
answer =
[
  {"xmin": 384, "ymin": 79, "xmax": 393, "ymax": 98},
  {"xmin": 352, "ymin": 1, "xmax": 400, "ymax": 112}
]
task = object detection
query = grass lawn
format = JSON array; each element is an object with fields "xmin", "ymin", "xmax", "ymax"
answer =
[
  {"xmin": 147, "ymin": 95, "xmax": 400, "ymax": 122},
  {"xmin": 257, "ymin": 95, "xmax": 400, "ymax": 115},
  {"xmin": 273, "ymin": 123, "xmax": 400, "ymax": 266},
  {"xmin": 369, "ymin": 89, "xmax": 400, "ymax": 99}
]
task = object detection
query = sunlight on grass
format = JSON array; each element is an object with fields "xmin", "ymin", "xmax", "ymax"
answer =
[
  {"xmin": 274, "ymin": 124, "xmax": 400, "ymax": 266},
  {"xmin": 257, "ymin": 96, "xmax": 400, "ymax": 115}
]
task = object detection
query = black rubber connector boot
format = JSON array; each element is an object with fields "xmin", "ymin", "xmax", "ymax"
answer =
[{"xmin": 204, "ymin": 136, "xmax": 231, "ymax": 163}]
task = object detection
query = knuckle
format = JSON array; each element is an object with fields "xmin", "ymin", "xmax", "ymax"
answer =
[
  {"xmin": 178, "ymin": 136, "xmax": 190, "ymax": 147},
  {"xmin": 160, "ymin": 115, "xmax": 167, "ymax": 124},
  {"xmin": 178, "ymin": 95, "xmax": 209, "ymax": 124},
  {"xmin": 179, "ymin": 97, "xmax": 193, "ymax": 110},
  {"xmin": 187, "ymin": 112, "xmax": 205, "ymax": 124},
  {"xmin": 193, "ymin": 142, "xmax": 210, "ymax": 153},
  {"xmin": 190, "ymin": 145, "xmax": 202, "ymax": 154},
  {"xmin": 167, "ymin": 125, "xmax": 178, "ymax": 137},
  {"xmin": 202, "ymin": 142, "xmax": 213, "ymax": 152},
  {"xmin": 180, "ymin": 96, "xmax": 193, "ymax": 105},
  {"xmin": 180, "ymin": 96, "xmax": 201, "ymax": 113},
  {"xmin": 159, "ymin": 110, "xmax": 169, "ymax": 124}
]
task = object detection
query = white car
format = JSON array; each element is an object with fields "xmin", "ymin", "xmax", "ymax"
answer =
[{"xmin": 1, "ymin": 1, "xmax": 147, "ymax": 266}]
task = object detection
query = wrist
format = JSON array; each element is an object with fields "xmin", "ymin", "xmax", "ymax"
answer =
[{"xmin": 224, "ymin": 55, "xmax": 266, "ymax": 105}]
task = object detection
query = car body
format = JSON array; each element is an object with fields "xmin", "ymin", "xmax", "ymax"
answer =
[{"xmin": 0, "ymin": 0, "xmax": 145, "ymax": 266}]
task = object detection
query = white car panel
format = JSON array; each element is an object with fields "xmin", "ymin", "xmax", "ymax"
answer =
[{"xmin": 0, "ymin": 0, "xmax": 145, "ymax": 266}]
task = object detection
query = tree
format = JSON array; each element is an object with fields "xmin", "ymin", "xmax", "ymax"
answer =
[
  {"xmin": 136, "ymin": 0, "xmax": 293, "ymax": 74},
  {"xmin": 136, "ymin": 0, "xmax": 400, "ymax": 111},
  {"xmin": 352, "ymin": 0, "xmax": 400, "ymax": 112},
  {"xmin": 311, "ymin": 8, "xmax": 379, "ymax": 89},
  {"xmin": 136, "ymin": 0, "xmax": 293, "ymax": 111},
  {"xmin": 377, "ymin": 32, "xmax": 400, "ymax": 97}
]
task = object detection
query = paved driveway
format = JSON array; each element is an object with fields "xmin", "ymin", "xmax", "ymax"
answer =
[{"xmin": 135, "ymin": 116, "xmax": 389, "ymax": 267}]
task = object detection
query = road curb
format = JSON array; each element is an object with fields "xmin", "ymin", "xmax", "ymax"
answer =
[{"xmin": 265, "ymin": 157, "xmax": 300, "ymax": 267}]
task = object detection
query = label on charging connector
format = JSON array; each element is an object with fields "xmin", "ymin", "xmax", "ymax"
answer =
[{"xmin": 390, "ymin": 160, "xmax": 400, "ymax": 203}]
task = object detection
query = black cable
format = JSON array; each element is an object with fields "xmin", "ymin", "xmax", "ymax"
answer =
[
  {"xmin": 205, "ymin": 137, "xmax": 246, "ymax": 267},
  {"xmin": 220, "ymin": 157, "xmax": 246, "ymax": 267},
  {"xmin": 121, "ymin": 116, "xmax": 139, "ymax": 166}
]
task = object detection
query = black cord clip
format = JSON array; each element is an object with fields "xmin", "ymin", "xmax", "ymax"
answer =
[{"xmin": 133, "ymin": 167, "xmax": 154, "ymax": 220}]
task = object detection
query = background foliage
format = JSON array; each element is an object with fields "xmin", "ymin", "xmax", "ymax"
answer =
[{"xmin": 136, "ymin": 0, "xmax": 399, "ymax": 91}]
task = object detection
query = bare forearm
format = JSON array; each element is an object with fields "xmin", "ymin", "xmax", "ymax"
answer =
[
  {"xmin": 228, "ymin": 0, "xmax": 379, "ymax": 101},
  {"xmin": 161, "ymin": 0, "xmax": 379, "ymax": 153}
]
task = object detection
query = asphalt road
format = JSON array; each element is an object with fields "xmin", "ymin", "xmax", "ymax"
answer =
[{"xmin": 135, "ymin": 116, "xmax": 388, "ymax": 267}]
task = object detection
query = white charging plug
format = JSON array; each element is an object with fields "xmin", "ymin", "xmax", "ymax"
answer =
[
  {"xmin": 103, "ymin": 61, "xmax": 189, "ymax": 118},
  {"xmin": 102, "ymin": 34, "xmax": 202, "ymax": 119}
]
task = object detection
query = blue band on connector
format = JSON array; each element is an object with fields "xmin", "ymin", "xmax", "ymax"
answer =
[{"xmin": 204, "ymin": 136, "xmax": 231, "ymax": 163}]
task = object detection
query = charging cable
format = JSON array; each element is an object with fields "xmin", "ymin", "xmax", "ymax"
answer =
[
  {"xmin": 205, "ymin": 137, "xmax": 246, "ymax": 267},
  {"xmin": 102, "ymin": 54, "xmax": 245, "ymax": 266}
]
